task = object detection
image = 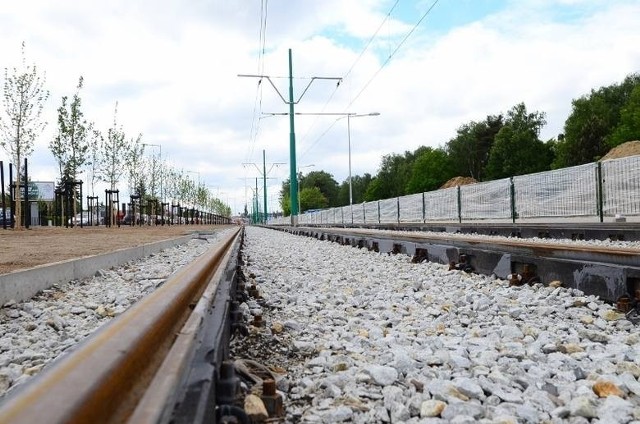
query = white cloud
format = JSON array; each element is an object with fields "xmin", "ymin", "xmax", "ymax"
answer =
[{"xmin": 0, "ymin": 0, "xmax": 638, "ymax": 215}]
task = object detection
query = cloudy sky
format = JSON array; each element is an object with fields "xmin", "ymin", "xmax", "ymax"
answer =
[{"xmin": 1, "ymin": 0, "xmax": 639, "ymax": 215}]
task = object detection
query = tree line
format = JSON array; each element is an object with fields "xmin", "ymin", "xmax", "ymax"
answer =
[
  {"xmin": 0, "ymin": 43, "xmax": 230, "ymax": 228},
  {"xmin": 280, "ymin": 73, "xmax": 640, "ymax": 215}
]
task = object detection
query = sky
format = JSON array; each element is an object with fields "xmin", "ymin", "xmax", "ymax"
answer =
[{"xmin": 0, "ymin": 0, "xmax": 639, "ymax": 215}]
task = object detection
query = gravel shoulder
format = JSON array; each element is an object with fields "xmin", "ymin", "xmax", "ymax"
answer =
[{"xmin": 0, "ymin": 225, "xmax": 235, "ymax": 275}]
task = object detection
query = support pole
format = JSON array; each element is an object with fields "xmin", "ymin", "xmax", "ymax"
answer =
[
  {"xmin": 263, "ymin": 150, "xmax": 268, "ymax": 224},
  {"xmin": 288, "ymin": 49, "xmax": 298, "ymax": 223}
]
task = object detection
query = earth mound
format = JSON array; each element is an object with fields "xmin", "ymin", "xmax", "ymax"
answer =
[
  {"xmin": 440, "ymin": 176, "xmax": 477, "ymax": 189},
  {"xmin": 601, "ymin": 140, "xmax": 640, "ymax": 161}
]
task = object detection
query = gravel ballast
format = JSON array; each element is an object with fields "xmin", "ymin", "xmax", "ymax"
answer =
[
  {"xmin": 0, "ymin": 229, "xmax": 234, "ymax": 398},
  {"xmin": 236, "ymin": 226, "xmax": 640, "ymax": 423}
]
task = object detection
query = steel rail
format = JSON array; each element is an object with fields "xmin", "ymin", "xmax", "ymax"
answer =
[
  {"xmin": 283, "ymin": 226, "xmax": 640, "ymax": 303},
  {"xmin": 0, "ymin": 227, "xmax": 242, "ymax": 424}
]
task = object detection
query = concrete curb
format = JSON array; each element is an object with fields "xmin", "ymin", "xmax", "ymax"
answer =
[{"xmin": 0, "ymin": 234, "xmax": 195, "ymax": 305}]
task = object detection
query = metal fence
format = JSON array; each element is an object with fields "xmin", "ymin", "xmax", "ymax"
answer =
[{"xmin": 271, "ymin": 155, "xmax": 640, "ymax": 225}]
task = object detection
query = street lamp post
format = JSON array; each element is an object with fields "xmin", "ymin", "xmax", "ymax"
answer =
[{"xmin": 337, "ymin": 113, "xmax": 380, "ymax": 219}]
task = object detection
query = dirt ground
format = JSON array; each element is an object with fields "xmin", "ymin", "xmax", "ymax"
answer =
[{"xmin": 0, "ymin": 224, "xmax": 233, "ymax": 276}]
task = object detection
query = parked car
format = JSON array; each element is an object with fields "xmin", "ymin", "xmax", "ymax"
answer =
[
  {"xmin": 68, "ymin": 211, "xmax": 100, "ymax": 226},
  {"xmin": 0, "ymin": 208, "xmax": 12, "ymax": 226}
]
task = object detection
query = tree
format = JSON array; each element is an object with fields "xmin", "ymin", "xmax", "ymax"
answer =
[
  {"xmin": 300, "ymin": 186, "xmax": 328, "ymax": 211},
  {"xmin": 85, "ymin": 123, "xmax": 103, "ymax": 196},
  {"xmin": 405, "ymin": 147, "xmax": 455, "ymax": 193},
  {"xmin": 363, "ymin": 150, "xmax": 419, "ymax": 201},
  {"xmin": 337, "ymin": 173, "xmax": 373, "ymax": 205},
  {"xmin": 101, "ymin": 103, "xmax": 128, "ymax": 190},
  {"xmin": 50, "ymin": 76, "xmax": 89, "ymax": 219},
  {"xmin": 555, "ymin": 73, "xmax": 640, "ymax": 167},
  {"xmin": 446, "ymin": 115, "xmax": 503, "ymax": 181},
  {"xmin": 301, "ymin": 171, "xmax": 339, "ymax": 207},
  {"xmin": 0, "ymin": 42, "xmax": 49, "ymax": 228},
  {"xmin": 485, "ymin": 103, "xmax": 552, "ymax": 179},
  {"xmin": 608, "ymin": 83, "xmax": 640, "ymax": 146},
  {"xmin": 125, "ymin": 133, "xmax": 145, "ymax": 197}
]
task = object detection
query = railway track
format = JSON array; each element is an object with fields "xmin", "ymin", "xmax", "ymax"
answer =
[
  {"xmin": 0, "ymin": 227, "xmax": 245, "ymax": 424},
  {"xmin": 277, "ymin": 225, "xmax": 640, "ymax": 308}
]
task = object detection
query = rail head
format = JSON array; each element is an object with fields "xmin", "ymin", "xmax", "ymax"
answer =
[{"xmin": 0, "ymin": 227, "xmax": 242, "ymax": 424}]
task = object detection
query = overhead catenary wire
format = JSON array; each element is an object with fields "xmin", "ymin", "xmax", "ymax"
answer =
[
  {"xmin": 299, "ymin": 0, "xmax": 440, "ymax": 160},
  {"xmin": 297, "ymin": 0, "xmax": 400, "ymax": 158},
  {"xmin": 245, "ymin": 0, "xmax": 269, "ymax": 165}
]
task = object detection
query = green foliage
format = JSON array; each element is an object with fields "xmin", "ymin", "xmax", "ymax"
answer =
[
  {"xmin": 101, "ymin": 102, "xmax": 128, "ymax": 190},
  {"xmin": 363, "ymin": 151, "xmax": 417, "ymax": 201},
  {"xmin": 125, "ymin": 133, "xmax": 145, "ymax": 196},
  {"xmin": 50, "ymin": 76, "xmax": 88, "ymax": 185},
  {"xmin": 485, "ymin": 103, "xmax": 552, "ymax": 179},
  {"xmin": 337, "ymin": 173, "xmax": 373, "ymax": 205},
  {"xmin": 0, "ymin": 42, "xmax": 49, "ymax": 228},
  {"xmin": 301, "ymin": 171, "xmax": 339, "ymax": 207},
  {"xmin": 608, "ymin": 83, "xmax": 640, "ymax": 146},
  {"xmin": 555, "ymin": 73, "xmax": 640, "ymax": 167},
  {"xmin": 446, "ymin": 115, "xmax": 503, "ymax": 181},
  {"xmin": 300, "ymin": 186, "xmax": 328, "ymax": 212},
  {"xmin": 406, "ymin": 148, "xmax": 455, "ymax": 193}
]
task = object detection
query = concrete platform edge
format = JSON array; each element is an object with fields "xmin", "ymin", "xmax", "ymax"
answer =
[{"xmin": 0, "ymin": 234, "xmax": 194, "ymax": 305}]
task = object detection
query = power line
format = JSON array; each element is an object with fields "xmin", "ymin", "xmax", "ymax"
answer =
[
  {"xmin": 245, "ymin": 0, "xmax": 269, "ymax": 165},
  {"xmin": 346, "ymin": 0, "xmax": 441, "ymax": 110},
  {"xmin": 300, "ymin": 0, "xmax": 441, "ymax": 159},
  {"xmin": 297, "ymin": 1, "xmax": 400, "ymax": 157}
]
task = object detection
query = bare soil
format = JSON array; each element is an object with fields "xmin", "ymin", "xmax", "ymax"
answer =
[
  {"xmin": 0, "ymin": 224, "xmax": 229, "ymax": 276},
  {"xmin": 601, "ymin": 140, "xmax": 640, "ymax": 160},
  {"xmin": 440, "ymin": 176, "xmax": 477, "ymax": 189}
]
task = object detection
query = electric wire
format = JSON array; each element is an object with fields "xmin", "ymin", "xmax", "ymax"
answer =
[
  {"xmin": 245, "ymin": 0, "xmax": 269, "ymax": 165},
  {"xmin": 300, "ymin": 0, "xmax": 440, "ymax": 161},
  {"xmin": 297, "ymin": 0, "xmax": 400, "ymax": 160}
]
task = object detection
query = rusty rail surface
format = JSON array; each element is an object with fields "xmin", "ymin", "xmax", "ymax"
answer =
[{"xmin": 0, "ymin": 227, "xmax": 242, "ymax": 424}]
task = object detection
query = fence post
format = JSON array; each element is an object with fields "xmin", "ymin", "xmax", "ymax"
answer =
[
  {"xmin": 397, "ymin": 197, "xmax": 400, "ymax": 224},
  {"xmin": 597, "ymin": 162, "xmax": 604, "ymax": 223},
  {"xmin": 377, "ymin": 201, "xmax": 381, "ymax": 224},
  {"xmin": 510, "ymin": 177, "xmax": 516, "ymax": 224},
  {"xmin": 422, "ymin": 192, "xmax": 426, "ymax": 223},
  {"xmin": 457, "ymin": 186, "xmax": 462, "ymax": 223}
]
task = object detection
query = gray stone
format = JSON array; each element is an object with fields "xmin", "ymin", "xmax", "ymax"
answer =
[
  {"xmin": 441, "ymin": 402, "xmax": 484, "ymax": 420},
  {"xmin": 363, "ymin": 365, "xmax": 397, "ymax": 386},
  {"xmin": 321, "ymin": 406, "xmax": 353, "ymax": 423},
  {"xmin": 453, "ymin": 377, "xmax": 485, "ymax": 400},
  {"xmin": 420, "ymin": 399, "xmax": 446, "ymax": 418},
  {"xmin": 569, "ymin": 396, "xmax": 597, "ymax": 418}
]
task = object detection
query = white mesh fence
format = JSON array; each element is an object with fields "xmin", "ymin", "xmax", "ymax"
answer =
[
  {"xmin": 513, "ymin": 163, "xmax": 597, "ymax": 218},
  {"xmin": 461, "ymin": 178, "xmax": 511, "ymax": 220},
  {"xmin": 399, "ymin": 193, "xmax": 423, "ymax": 222},
  {"xmin": 318, "ymin": 209, "xmax": 328, "ymax": 224},
  {"xmin": 602, "ymin": 155, "xmax": 640, "ymax": 216},
  {"xmin": 340, "ymin": 206, "xmax": 350, "ymax": 224},
  {"xmin": 353, "ymin": 203, "xmax": 366, "ymax": 223},
  {"xmin": 364, "ymin": 202, "xmax": 379, "ymax": 224},
  {"xmin": 424, "ymin": 187, "xmax": 458, "ymax": 221},
  {"xmin": 274, "ymin": 156, "xmax": 640, "ymax": 225},
  {"xmin": 379, "ymin": 198, "xmax": 398, "ymax": 223}
]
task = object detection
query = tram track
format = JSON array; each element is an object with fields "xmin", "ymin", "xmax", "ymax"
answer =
[
  {"xmin": 278, "ymin": 226, "xmax": 640, "ymax": 307},
  {"xmin": 0, "ymin": 227, "xmax": 244, "ymax": 424}
]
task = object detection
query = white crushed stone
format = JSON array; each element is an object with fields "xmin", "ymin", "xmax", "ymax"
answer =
[
  {"xmin": 374, "ymin": 228, "xmax": 640, "ymax": 250},
  {"xmin": 240, "ymin": 226, "xmax": 640, "ymax": 423},
  {"xmin": 0, "ymin": 228, "xmax": 234, "ymax": 398}
]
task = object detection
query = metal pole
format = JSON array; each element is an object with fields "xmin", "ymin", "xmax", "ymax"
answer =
[
  {"xmin": 348, "ymin": 115, "xmax": 353, "ymax": 207},
  {"xmin": 288, "ymin": 49, "xmax": 299, "ymax": 222},
  {"xmin": 263, "ymin": 149, "xmax": 267, "ymax": 224}
]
